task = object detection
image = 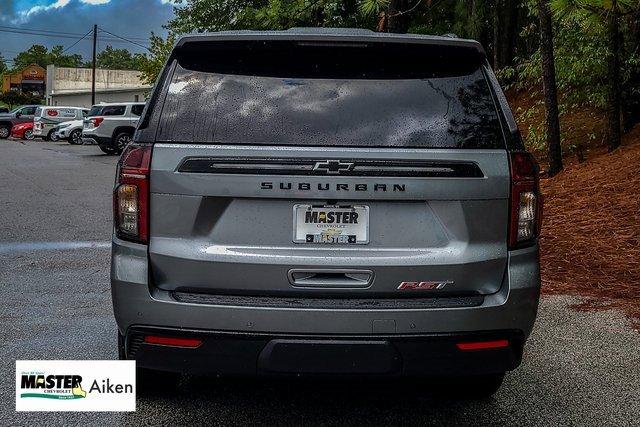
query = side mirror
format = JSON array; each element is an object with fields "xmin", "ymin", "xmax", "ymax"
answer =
[{"xmin": 15, "ymin": 111, "xmax": 22, "ymax": 118}]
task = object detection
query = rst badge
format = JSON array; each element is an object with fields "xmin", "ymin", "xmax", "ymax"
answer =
[{"xmin": 397, "ymin": 281, "xmax": 453, "ymax": 290}]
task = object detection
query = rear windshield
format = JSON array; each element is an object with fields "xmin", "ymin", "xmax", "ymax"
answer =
[
  {"xmin": 102, "ymin": 105, "xmax": 125, "ymax": 116},
  {"xmin": 156, "ymin": 41, "xmax": 504, "ymax": 149},
  {"xmin": 87, "ymin": 106, "xmax": 102, "ymax": 117}
]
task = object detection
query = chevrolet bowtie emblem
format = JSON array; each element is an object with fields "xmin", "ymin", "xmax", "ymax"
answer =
[{"xmin": 313, "ymin": 160, "xmax": 355, "ymax": 174}]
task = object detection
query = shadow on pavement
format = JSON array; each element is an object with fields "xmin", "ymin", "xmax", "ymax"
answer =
[{"xmin": 125, "ymin": 375, "xmax": 496, "ymax": 425}]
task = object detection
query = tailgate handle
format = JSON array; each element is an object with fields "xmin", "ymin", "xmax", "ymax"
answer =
[{"xmin": 288, "ymin": 269, "xmax": 373, "ymax": 289}]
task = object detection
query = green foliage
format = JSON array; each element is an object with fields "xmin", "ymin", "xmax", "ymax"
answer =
[
  {"xmin": 137, "ymin": 33, "xmax": 177, "ymax": 85},
  {"xmin": 0, "ymin": 91, "xmax": 42, "ymax": 109},
  {"xmin": 508, "ymin": 16, "xmax": 609, "ymax": 107},
  {"xmin": 524, "ymin": 122, "xmax": 548, "ymax": 152},
  {"xmin": 11, "ymin": 44, "xmax": 83, "ymax": 70},
  {"xmin": 359, "ymin": 0, "xmax": 388, "ymax": 17},
  {"xmin": 168, "ymin": 0, "xmax": 366, "ymax": 33},
  {"xmin": 507, "ymin": 1, "xmax": 639, "ymax": 107},
  {"xmin": 0, "ymin": 53, "xmax": 7, "ymax": 75},
  {"xmin": 96, "ymin": 46, "xmax": 146, "ymax": 70}
]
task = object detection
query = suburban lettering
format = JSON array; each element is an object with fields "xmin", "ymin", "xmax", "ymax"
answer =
[{"xmin": 260, "ymin": 183, "xmax": 406, "ymax": 192}]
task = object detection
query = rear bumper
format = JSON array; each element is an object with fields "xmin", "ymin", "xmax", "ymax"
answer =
[
  {"xmin": 81, "ymin": 133, "xmax": 110, "ymax": 146},
  {"xmin": 126, "ymin": 327, "xmax": 523, "ymax": 376},
  {"xmin": 112, "ymin": 238, "xmax": 540, "ymax": 374}
]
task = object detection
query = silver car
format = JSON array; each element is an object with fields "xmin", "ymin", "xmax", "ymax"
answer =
[{"xmin": 111, "ymin": 29, "xmax": 542, "ymax": 397}]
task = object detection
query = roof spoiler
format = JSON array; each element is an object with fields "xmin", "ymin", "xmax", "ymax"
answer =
[{"xmin": 173, "ymin": 28, "xmax": 486, "ymax": 56}]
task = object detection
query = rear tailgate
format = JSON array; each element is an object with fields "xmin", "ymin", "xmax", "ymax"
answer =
[
  {"xmin": 145, "ymin": 37, "xmax": 511, "ymax": 298},
  {"xmin": 149, "ymin": 146, "xmax": 509, "ymax": 297}
]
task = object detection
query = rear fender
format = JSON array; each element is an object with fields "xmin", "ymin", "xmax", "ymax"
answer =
[{"xmin": 112, "ymin": 126, "xmax": 135, "ymax": 142}]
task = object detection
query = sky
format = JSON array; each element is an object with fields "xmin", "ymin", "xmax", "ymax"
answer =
[{"xmin": 0, "ymin": 0, "xmax": 176, "ymax": 65}]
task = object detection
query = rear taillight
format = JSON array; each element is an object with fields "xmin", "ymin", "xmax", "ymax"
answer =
[
  {"xmin": 114, "ymin": 143, "xmax": 152, "ymax": 243},
  {"xmin": 509, "ymin": 151, "xmax": 542, "ymax": 248},
  {"xmin": 91, "ymin": 117, "xmax": 104, "ymax": 128},
  {"xmin": 144, "ymin": 335, "xmax": 202, "ymax": 348},
  {"xmin": 456, "ymin": 339, "xmax": 510, "ymax": 351}
]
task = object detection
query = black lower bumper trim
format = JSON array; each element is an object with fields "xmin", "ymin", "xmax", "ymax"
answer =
[
  {"xmin": 126, "ymin": 327, "xmax": 524, "ymax": 376},
  {"xmin": 171, "ymin": 291, "xmax": 484, "ymax": 310}
]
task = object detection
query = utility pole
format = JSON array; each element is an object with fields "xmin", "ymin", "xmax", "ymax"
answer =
[{"xmin": 91, "ymin": 24, "xmax": 97, "ymax": 105}]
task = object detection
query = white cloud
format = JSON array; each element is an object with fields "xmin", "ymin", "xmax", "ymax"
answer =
[
  {"xmin": 22, "ymin": 0, "xmax": 71, "ymax": 18},
  {"xmin": 12, "ymin": 0, "xmax": 112, "ymax": 24}
]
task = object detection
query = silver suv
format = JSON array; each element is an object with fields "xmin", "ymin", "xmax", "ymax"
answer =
[
  {"xmin": 111, "ymin": 29, "xmax": 542, "ymax": 397},
  {"xmin": 82, "ymin": 102, "xmax": 146, "ymax": 154}
]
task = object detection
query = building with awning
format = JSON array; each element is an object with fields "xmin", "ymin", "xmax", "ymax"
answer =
[{"xmin": 1, "ymin": 64, "xmax": 47, "ymax": 97}]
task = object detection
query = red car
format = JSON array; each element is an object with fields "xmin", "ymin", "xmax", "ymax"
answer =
[{"xmin": 11, "ymin": 122, "xmax": 34, "ymax": 140}]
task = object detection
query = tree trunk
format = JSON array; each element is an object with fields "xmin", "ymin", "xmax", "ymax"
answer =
[
  {"xmin": 493, "ymin": 1, "xmax": 501, "ymax": 68},
  {"xmin": 500, "ymin": 0, "xmax": 518, "ymax": 67},
  {"xmin": 490, "ymin": 0, "xmax": 517, "ymax": 69},
  {"xmin": 537, "ymin": 0, "xmax": 563, "ymax": 176},
  {"xmin": 606, "ymin": 1, "xmax": 622, "ymax": 151},
  {"xmin": 387, "ymin": 0, "xmax": 410, "ymax": 34},
  {"xmin": 621, "ymin": 9, "xmax": 640, "ymax": 132}
]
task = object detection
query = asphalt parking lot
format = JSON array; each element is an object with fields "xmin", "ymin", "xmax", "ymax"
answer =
[{"xmin": 1, "ymin": 139, "xmax": 639, "ymax": 426}]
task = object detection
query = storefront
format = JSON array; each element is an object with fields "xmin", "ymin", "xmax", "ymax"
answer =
[{"xmin": 1, "ymin": 64, "xmax": 46, "ymax": 97}]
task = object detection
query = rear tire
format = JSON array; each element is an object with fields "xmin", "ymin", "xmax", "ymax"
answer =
[
  {"xmin": 24, "ymin": 129, "xmax": 34, "ymax": 140},
  {"xmin": 440, "ymin": 373, "xmax": 505, "ymax": 399},
  {"xmin": 47, "ymin": 130, "xmax": 59, "ymax": 142},
  {"xmin": 114, "ymin": 131, "xmax": 132, "ymax": 154},
  {"xmin": 0, "ymin": 125, "xmax": 10, "ymax": 139},
  {"xmin": 69, "ymin": 129, "xmax": 82, "ymax": 145}
]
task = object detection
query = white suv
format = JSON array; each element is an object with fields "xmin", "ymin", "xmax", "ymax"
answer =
[{"xmin": 82, "ymin": 102, "xmax": 146, "ymax": 155}]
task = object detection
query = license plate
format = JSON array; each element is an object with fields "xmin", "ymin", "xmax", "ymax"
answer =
[{"xmin": 293, "ymin": 204, "xmax": 369, "ymax": 244}]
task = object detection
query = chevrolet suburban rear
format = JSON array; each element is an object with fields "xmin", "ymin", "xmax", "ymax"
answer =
[{"xmin": 111, "ymin": 29, "xmax": 541, "ymax": 397}]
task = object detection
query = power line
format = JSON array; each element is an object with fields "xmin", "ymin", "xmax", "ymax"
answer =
[
  {"xmin": 0, "ymin": 24, "xmax": 148, "ymax": 41},
  {"xmin": 0, "ymin": 28, "xmax": 89, "ymax": 40},
  {"xmin": 0, "ymin": 25, "xmax": 89, "ymax": 37},
  {"xmin": 0, "ymin": 28, "xmax": 149, "ymax": 45},
  {"xmin": 98, "ymin": 28, "xmax": 151, "ymax": 51},
  {"xmin": 96, "ymin": 38, "xmax": 150, "ymax": 47},
  {"xmin": 60, "ymin": 29, "xmax": 94, "ymax": 55}
]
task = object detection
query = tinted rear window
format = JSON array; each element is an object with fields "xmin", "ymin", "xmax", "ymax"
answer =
[
  {"xmin": 156, "ymin": 41, "xmax": 504, "ymax": 149},
  {"xmin": 87, "ymin": 106, "xmax": 102, "ymax": 117},
  {"xmin": 102, "ymin": 105, "xmax": 125, "ymax": 116}
]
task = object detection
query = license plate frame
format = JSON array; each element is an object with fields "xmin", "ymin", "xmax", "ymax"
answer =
[{"xmin": 293, "ymin": 204, "xmax": 369, "ymax": 244}]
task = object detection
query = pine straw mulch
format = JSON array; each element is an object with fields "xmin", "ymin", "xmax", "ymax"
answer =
[{"xmin": 539, "ymin": 125, "xmax": 640, "ymax": 330}]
